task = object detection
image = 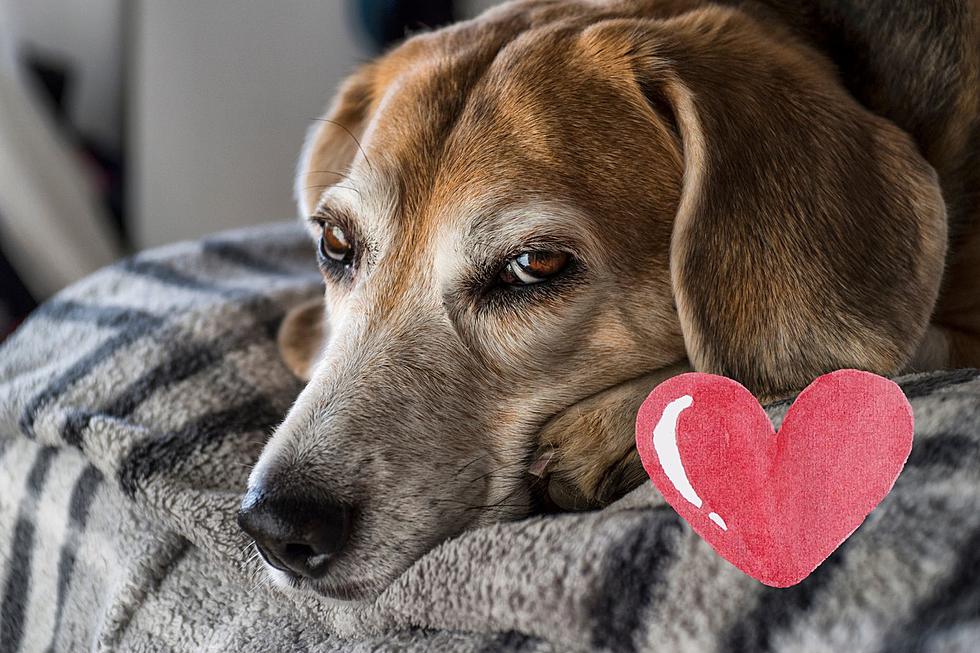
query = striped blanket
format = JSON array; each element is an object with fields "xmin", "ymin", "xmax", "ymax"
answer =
[{"xmin": 1, "ymin": 223, "xmax": 978, "ymax": 652}]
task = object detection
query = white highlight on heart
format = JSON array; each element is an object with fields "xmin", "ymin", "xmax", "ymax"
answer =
[
  {"xmin": 653, "ymin": 395, "xmax": 700, "ymax": 506},
  {"xmin": 652, "ymin": 394, "xmax": 727, "ymax": 531}
]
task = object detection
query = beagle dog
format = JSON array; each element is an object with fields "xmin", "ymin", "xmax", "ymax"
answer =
[{"xmin": 238, "ymin": 0, "xmax": 980, "ymax": 600}]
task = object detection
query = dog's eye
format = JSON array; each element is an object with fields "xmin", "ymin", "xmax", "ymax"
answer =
[
  {"xmin": 499, "ymin": 251, "xmax": 570, "ymax": 286},
  {"xmin": 319, "ymin": 223, "xmax": 353, "ymax": 263}
]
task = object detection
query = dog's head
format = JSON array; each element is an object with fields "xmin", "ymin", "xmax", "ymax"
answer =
[{"xmin": 239, "ymin": 1, "xmax": 945, "ymax": 599}]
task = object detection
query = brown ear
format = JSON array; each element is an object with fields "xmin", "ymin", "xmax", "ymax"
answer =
[
  {"xmin": 287, "ymin": 67, "xmax": 374, "ymax": 378},
  {"xmin": 277, "ymin": 298, "xmax": 327, "ymax": 381},
  {"xmin": 591, "ymin": 8, "xmax": 947, "ymax": 398},
  {"xmin": 295, "ymin": 64, "xmax": 376, "ymax": 217}
]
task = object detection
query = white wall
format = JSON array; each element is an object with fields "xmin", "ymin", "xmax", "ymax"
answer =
[
  {"xmin": 130, "ymin": 0, "xmax": 506, "ymax": 249},
  {"xmin": 131, "ymin": 1, "xmax": 367, "ymax": 248}
]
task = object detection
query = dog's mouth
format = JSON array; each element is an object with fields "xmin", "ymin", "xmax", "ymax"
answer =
[
  {"xmin": 251, "ymin": 457, "xmax": 555, "ymax": 601},
  {"xmin": 246, "ymin": 414, "xmax": 576, "ymax": 601},
  {"xmin": 269, "ymin": 566, "xmax": 382, "ymax": 602}
]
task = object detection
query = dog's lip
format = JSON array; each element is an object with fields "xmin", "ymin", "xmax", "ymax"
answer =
[
  {"xmin": 314, "ymin": 581, "xmax": 378, "ymax": 601},
  {"xmin": 260, "ymin": 556, "xmax": 377, "ymax": 599},
  {"xmin": 257, "ymin": 543, "xmax": 390, "ymax": 600},
  {"xmin": 256, "ymin": 545, "xmax": 301, "ymax": 579},
  {"xmin": 285, "ymin": 574, "xmax": 382, "ymax": 601}
]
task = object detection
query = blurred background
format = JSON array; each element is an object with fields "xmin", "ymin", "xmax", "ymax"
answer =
[{"xmin": 0, "ymin": 0, "xmax": 500, "ymax": 339}]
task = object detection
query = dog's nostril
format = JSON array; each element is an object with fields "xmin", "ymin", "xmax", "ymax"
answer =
[
  {"xmin": 284, "ymin": 542, "xmax": 315, "ymax": 561},
  {"xmin": 238, "ymin": 487, "xmax": 352, "ymax": 579}
]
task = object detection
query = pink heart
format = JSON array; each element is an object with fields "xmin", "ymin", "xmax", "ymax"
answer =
[{"xmin": 635, "ymin": 369, "xmax": 913, "ymax": 587}]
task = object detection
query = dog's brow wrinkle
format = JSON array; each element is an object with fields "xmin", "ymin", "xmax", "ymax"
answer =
[{"xmin": 461, "ymin": 202, "xmax": 601, "ymax": 267}]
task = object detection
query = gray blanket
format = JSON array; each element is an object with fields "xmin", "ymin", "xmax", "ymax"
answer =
[{"xmin": 1, "ymin": 223, "xmax": 978, "ymax": 652}]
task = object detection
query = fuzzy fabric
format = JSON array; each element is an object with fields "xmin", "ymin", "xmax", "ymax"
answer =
[{"xmin": 1, "ymin": 223, "xmax": 978, "ymax": 652}]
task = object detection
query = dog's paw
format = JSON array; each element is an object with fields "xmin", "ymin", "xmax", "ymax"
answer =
[{"xmin": 534, "ymin": 364, "xmax": 690, "ymax": 511}]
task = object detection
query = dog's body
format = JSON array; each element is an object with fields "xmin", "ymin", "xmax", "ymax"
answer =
[{"xmin": 238, "ymin": 0, "xmax": 980, "ymax": 600}]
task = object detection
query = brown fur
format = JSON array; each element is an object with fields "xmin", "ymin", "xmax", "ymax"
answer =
[
  {"xmin": 277, "ymin": 297, "xmax": 327, "ymax": 380},
  {"xmin": 248, "ymin": 0, "xmax": 980, "ymax": 595}
]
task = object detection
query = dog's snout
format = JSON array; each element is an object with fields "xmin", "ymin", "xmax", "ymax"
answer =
[{"xmin": 237, "ymin": 487, "xmax": 352, "ymax": 579}]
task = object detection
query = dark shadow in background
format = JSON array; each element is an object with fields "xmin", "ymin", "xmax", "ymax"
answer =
[{"xmin": 350, "ymin": 0, "xmax": 457, "ymax": 52}]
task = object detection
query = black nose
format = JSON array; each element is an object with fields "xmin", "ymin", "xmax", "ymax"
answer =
[{"xmin": 237, "ymin": 487, "xmax": 352, "ymax": 579}]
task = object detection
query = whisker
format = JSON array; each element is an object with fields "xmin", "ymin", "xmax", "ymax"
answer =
[
  {"xmin": 303, "ymin": 183, "xmax": 362, "ymax": 197},
  {"xmin": 249, "ymin": 573, "xmax": 271, "ymax": 595},
  {"xmin": 452, "ymin": 452, "xmax": 494, "ymax": 479},
  {"xmin": 312, "ymin": 118, "xmax": 374, "ymax": 171},
  {"xmin": 468, "ymin": 459, "xmax": 530, "ymax": 485},
  {"xmin": 463, "ymin": 503, "xmax": 528, "ymax": 511},
  {"xmin": 305, "ymin": 168, "xmax": 352, "ymax": 179},
  {"xmin": 238, "ymin": 540, "xmax": 256, "ymax": 559}
]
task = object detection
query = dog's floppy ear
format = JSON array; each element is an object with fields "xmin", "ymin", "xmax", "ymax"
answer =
[
  {"xmin": 295, "ymin": 64, "xmax": 376, "ymax": 217},
  {"xmin": 590, "ymin": 8, "xmax": 947, "ymax": 398},
  {"xmin": 284, "ymin": 66, "xmax": 375, "ymax": 377},
  {"xmin": 277, "ymin": 298, "xmax": 327, "ymax": 381}
]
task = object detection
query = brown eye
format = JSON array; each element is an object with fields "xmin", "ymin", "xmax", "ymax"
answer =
[
  {"xmin": 319, "ymin": 223, "xmax": 353, "ymax": 263},
  {"xmin": 499, "ymin": 251, "xmax": 570, "ymax": 286}
]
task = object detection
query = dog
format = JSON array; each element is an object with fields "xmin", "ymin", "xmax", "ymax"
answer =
[{"xmin": 238, "ymin": 0, "xmax": 980, "ymax": 600}]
